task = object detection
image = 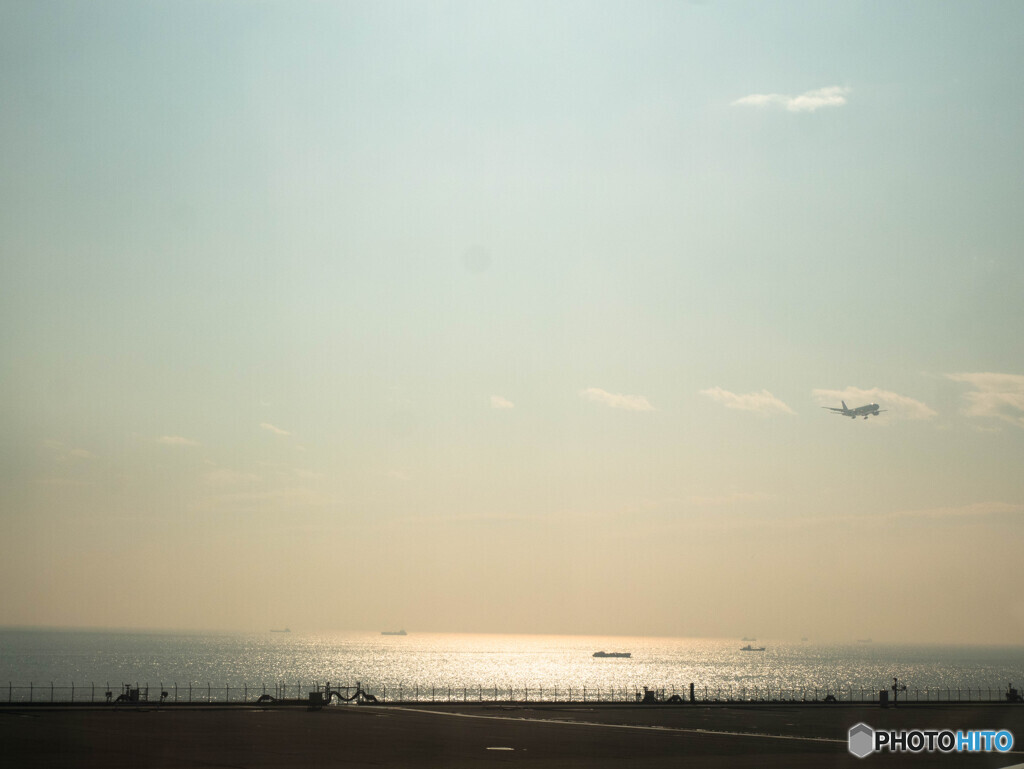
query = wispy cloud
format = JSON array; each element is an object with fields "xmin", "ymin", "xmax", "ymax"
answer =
[
  {"xmin": 397, "ymin": 511, "xmax": 542, "ymax": 525},
  {"xmin": 946, "ymin": 372, "xmax": 1024, "ymax": 429},
  {"xmin": 190, "ymin": 487, "xmax": 330, "ymax": 515},
  {"xmin": 812, "ymin": 387, "xmax": 936, "ymax": 420},
  {"xmin": 204, "ymin": 468, "xmax": 260, "ymax": 486},
  {"xmin": 700, "ymin": 387, "xmax": 794, "ymax": 415},
  {"xmin": 888, "ymin": 501, "xmax": 1024, "ymax": 521},
  {"xmin": 580, "ymin": 387, "xmax": 655, "ymax": 411},
  {"xmin": 804, "ymin": 501, "xmax": 1024, "ymax": 528},
  {"xmin": 490, "ymin": 395, "xmax": 515, "ymax": 409},
  {"xmin": 688, "ymin": 492, "xmax": 772, "ymax": 506},
  {"xmin": 259, "ymin": 422, "xmax": 291, "ymax": 436},
  {"xmin": 42, "ymin": 440, "xmax": 97, "ymax": 459},
  {"xmin": 732, "ymin": 85, "xmax": 850, "ymax": 113},
  {"xmin": 158, "ymin": 435, "xmax": 200, "ymax": 447}
]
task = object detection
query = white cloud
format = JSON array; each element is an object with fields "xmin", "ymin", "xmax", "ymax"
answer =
[
  {"xmin": 946, "ymin": 372, "xmax": 1024, "ymax": 429},
  {"xmin": 260, "ymin": 422, "xmax": 291, "ymax": 436},
  {"xmin": 158, "ymin": 435, "xmax": 200, "ymax": 446},
  {"xmin": 490, "ymin": 395, "xmax": 515, "ymax": 409},
  {"xmin": 732, "ymin": 85, "xmax": 850, "ymax": 113},
  {"xmin": 580, "ymin": 387, "xmax": 655, "ymax": 411},
  {"xmin": 812, "ymin": 387, "xmax": 936, "ymax": 420},
  {"xmin": 700, "ymin": 387, "xmax": 795, "ymax": 415}
]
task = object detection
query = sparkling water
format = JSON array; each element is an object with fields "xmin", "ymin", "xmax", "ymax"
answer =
[{"xmin": 1, "ymin": 629, "xmax": 1020, "ymax": 703}]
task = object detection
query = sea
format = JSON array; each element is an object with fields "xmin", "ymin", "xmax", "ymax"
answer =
[{"xmin": 1, "ymin": 629, "xmax": 1021, "ymax": 703}]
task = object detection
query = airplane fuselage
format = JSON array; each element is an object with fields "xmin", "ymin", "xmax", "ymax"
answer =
[{"xmin": 824, "ymin": 401, "xmax": 884, "ymax": 419}]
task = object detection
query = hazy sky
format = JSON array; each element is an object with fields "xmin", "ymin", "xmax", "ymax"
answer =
[{"xmin": 2, "ymin": 1, "xmax": 1023, "ymax": 644}]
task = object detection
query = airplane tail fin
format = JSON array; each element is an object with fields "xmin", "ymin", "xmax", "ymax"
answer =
[{"xmin": 842, "ymin": 400, "xmax": 848, "ymax": 410}]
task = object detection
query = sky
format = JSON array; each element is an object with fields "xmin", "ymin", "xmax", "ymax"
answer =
[{"xmin": 2, "ymin": 1, "xmax": 1023, "ymax": 644}]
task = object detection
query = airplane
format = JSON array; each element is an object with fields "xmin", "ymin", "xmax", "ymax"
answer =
[{"xmin": 823, "ymin": 401, "xmax": 886, "ymax": 420}]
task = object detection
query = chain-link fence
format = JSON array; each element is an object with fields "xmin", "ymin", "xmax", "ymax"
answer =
[{"xmin": 4, "ymin": 681, "xmax": 1022, "ymax": 704}]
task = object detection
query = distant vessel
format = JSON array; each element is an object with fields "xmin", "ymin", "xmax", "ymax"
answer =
[
  {"xmin": 857, "ymin": 638, "xmax": 873, "ymax": 644},
  {"xmin": 270, "ymin": 628, "xmax": 291, "ymax": 633},
  {"xmin": 381, "ymin": 630, "xmax": 407, "ymax": 636},
  {"xmin": 593, "ymin": 651, "xmax": 631, "ymax": 658},
  {"xmin": 740, "ymin": 644, "xmax": 765, "ymax": 652}
]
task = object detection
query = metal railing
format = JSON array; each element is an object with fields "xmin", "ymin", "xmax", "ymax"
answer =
[{"xmin": 3, "ymin": 681, "xmax": 1022, "ymax": 705}]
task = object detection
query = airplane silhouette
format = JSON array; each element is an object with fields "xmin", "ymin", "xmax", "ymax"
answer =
[{"xmin": 823, "ymin": 401, "xmax": 886, "ymax": 420}]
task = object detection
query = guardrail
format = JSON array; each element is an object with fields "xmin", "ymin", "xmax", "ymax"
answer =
[{"xmin": 3, "ymin": 681, "xmax": 1022, "ymax": 705}]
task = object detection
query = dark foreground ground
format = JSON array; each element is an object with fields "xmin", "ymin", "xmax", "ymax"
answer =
[{"xmin": 1, "ymin": 702, "xmax": 1022, "ymax": 768}]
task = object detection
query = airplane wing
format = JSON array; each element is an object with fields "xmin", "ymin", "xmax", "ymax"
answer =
[{"xmin": 822, "ymin": 407, "xmax": 847, "ymax": 414}]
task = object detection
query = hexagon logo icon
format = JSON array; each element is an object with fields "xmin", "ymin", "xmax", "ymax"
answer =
[{"xmin": 848, "ymin": 722, "xmax": 875, "ymax": 758}]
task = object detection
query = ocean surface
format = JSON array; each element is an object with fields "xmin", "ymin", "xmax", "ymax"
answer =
[{"xmin": 1, "ymin": 629, "xmax": 1021, "ymax": 703}]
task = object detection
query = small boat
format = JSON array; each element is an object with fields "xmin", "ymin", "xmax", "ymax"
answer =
[
  {"xmin": 381, "ymin": 629, "xmax": 407, "ymax": 636},
  {"xmin": 270, "ymin": 628, "xmax": 291, "ymax": 633},
  {"xmin": 740, "ymin": 644, "xmax": 765, "ymax": 651},
  {"xmin": 593, "ymin": 651, "xmax": 631, "ymax": 658}
]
